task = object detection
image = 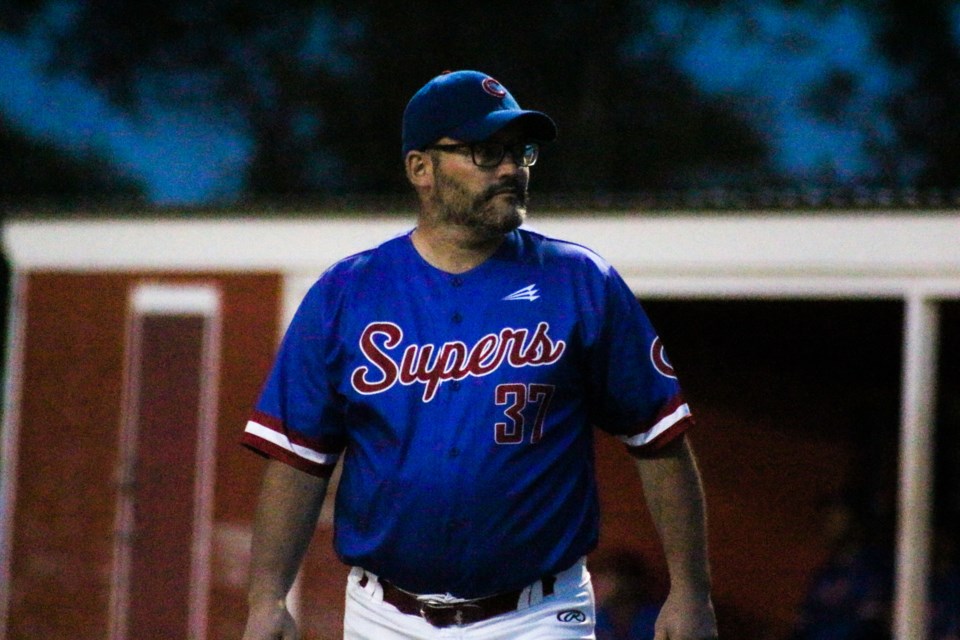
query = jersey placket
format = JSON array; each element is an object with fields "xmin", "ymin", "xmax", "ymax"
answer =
[
  {"xmin": 439, "ymin": 272, "xmax": 476, "ymax": 557},
  {"xmin": 448, "ymin": 273, "xmax": 466, "ymax": 395}
]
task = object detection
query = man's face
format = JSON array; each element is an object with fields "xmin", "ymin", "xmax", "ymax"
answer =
[{"xmin": 428, "ymin": 128, "xmax": 531, "ymax": 238}]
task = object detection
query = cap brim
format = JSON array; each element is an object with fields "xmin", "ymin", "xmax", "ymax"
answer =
[{"xmin": 450, "ymin": 110, "xmax": 557, "ymax": 144}]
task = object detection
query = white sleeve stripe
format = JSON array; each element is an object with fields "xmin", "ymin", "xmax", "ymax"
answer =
[
  {"xmin": 244, "ymin": 420, "xmax": 340, "ymax": 466},
  {"xmin": 617, "ymin": 403, "xmax": 692, "ymax": 448}
]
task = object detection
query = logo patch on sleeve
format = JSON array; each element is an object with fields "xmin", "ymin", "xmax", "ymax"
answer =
[{"xmin": 650, "ymin": 336, "xmax": 677, "ymax": 379}]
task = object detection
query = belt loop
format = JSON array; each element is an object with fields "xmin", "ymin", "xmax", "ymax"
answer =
[
  {"xmin": 542, "ymin": 574, "xmax": 556, "ymax": 597},
  {"xmin": 357, "ymin": 569, "xmax": 379, "ymax": 595}
]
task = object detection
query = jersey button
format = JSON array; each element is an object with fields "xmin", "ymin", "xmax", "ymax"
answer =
[
  {"xmin": 451, "ymin": 277, "xmax": 464, "ymax": 287},
  {"xmin": 451, "ymin": 381, "xmax": 461, "ymax": 391},
  {"xmin": 451, "ymin": 312, "xmax": 463, "ymax": 324},
  {"xmin": 449, "ymin": 448, "xmax": 460, "ymax": 458}
]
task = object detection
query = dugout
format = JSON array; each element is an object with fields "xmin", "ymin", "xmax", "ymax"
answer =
[{"xmin": 1, "ymin": 211, "xmax": 958, "ymax": 639}]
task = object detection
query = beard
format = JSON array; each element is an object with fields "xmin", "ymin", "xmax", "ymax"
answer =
[{"xmin": 430, "ymin": 166, "xmax": 529, "ymax": 237}]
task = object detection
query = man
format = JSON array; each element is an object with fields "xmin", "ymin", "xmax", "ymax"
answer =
[{"xmin": 240, "ymin": 69, "xmax": 718, "ymax": 640}]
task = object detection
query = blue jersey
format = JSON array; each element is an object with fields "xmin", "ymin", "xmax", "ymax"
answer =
[{"xmin": 242, "ymin": 227, "xmax": 692, "ymax": 598}]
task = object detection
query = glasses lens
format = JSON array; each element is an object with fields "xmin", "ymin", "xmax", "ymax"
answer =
[
  {"xmin": 471, "ymin": 143, "xmax": 504, "ymax": 167},
  {"xmin": 515, "ymin": 143, "xmax": 538, "ymax": 167},
  {"xmin": 470, "ymin": 142, "xmax": 540, "ymax": 167}
]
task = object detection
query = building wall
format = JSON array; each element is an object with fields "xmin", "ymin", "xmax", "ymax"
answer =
[{"xmin": 4, "ymin": 271, "xmax": 281, "ymax": 640}]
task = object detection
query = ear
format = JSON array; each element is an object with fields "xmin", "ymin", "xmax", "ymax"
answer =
[{"xmin": 405, "ymin": 150, "xmax": 433, "ymax": 188}]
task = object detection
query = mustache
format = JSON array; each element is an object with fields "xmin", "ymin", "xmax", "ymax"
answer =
[{"xmin": 482, "ymin": 178, "xmax": 528, "ymax": 201}]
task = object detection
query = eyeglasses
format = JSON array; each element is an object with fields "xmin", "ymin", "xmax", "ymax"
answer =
[{"xmin": 426, "ymin": 141, "xmax": 540, "ymax": 168}]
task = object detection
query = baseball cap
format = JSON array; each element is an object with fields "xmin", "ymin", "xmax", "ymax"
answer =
[{"xmin": 401, "ymin": 70, "xmax": 557, "ymax": 156}]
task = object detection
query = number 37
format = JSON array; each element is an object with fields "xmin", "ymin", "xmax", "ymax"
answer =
[{"xmin": 494, "ymin": 383, "xmax": 555, "ymax": 445}]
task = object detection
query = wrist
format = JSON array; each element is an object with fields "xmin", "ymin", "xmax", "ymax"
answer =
[
  {"xmin": 666, "ymin": 585, "xmax": 714, "ymax": 608},
  {"xmin": 247, "ymin": 592, "xmax": 288, "ymax": 612},
  {"xmin": 666, "ymin": 574, "xmax": 713, "ymax": 601}
]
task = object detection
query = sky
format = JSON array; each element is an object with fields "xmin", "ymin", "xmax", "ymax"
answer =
[
  {"xmin": 0, "ymin": 3, "xmax": 937, "ymax": 206},
  {"xmin": 647, "ymin": 3, "xmax": 902, "ymax": 181},
  {"xmin": 0, "ymin": 35, "xmax": 251, "ymax": 204}
]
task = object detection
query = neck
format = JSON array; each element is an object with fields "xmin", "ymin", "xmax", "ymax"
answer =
[{"xmin": 410, "ymin": 223, "xmax": 506, "ymax": 274}]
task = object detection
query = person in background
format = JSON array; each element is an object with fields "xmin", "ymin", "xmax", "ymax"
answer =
[
  {"xmin": 929, "ymin": 522, "xmax": 960, "ymax": 640},
  {"xmin": 790, "ymin": 492, "xmax": 893, "ymax": 640}
]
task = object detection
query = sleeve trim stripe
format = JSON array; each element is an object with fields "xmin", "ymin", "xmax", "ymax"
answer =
[
  {"xmin": 243, "ymin": 420, "xmax": 340, "ymax": 466},
  {"xmin": 617, "ymin": 402, "xmax": 691, "ymax": 448}
]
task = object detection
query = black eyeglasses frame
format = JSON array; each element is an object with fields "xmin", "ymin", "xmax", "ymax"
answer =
[{"xmin": 425, "ymin": 141, "xmax": 540, "ymax": 168}]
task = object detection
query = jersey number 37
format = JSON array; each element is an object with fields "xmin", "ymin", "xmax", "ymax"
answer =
[{"xmin": 494, "ymin": 383, "xmax": 555, "ymax": 445}]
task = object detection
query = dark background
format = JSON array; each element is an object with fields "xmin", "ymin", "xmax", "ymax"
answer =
[{"xmin": 2, "ymin": 0, "xmax": 960, "ymax": 210}]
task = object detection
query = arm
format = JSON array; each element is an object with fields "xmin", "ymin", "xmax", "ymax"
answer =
[
  {"xmin": 242, "ymin": 459, "xmax": 330, "ymax": 640},
  {"xmin": 636, "ymin": 434, "xmax": 718, "ymax": 640}
]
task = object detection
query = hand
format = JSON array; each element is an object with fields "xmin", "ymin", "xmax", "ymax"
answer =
[
  {"xmin": 653, "ymin": 590, "xmax": 718, "ymax": 640},
  {"xmin": 241, "ymin": 599, "xmax": 300, "ymax": 640}
]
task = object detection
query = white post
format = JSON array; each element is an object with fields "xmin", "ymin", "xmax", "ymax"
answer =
[
  {"xmin": 0, "ymin": 273, "xmax": 26, "ymax": 640},
  {"xmin": 892, "ymin": 294, "xmax": 939, "ymax": 639}
]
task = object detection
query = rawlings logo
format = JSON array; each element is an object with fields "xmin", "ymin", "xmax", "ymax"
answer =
[
  {"xmin": 351, "ymin": 321, "xmax": 565, "ymax": 402},
  {"xmin": 557, "ymin": 609, "xmax": 587, "ymax": 623}
]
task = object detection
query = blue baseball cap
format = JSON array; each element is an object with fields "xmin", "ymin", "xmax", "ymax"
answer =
[{"xmin": 402, "ymin": 70, "xmax": 557, "ymax": 156}]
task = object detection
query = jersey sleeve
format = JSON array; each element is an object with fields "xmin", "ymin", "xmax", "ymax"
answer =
[
  {"xmin": 241, "ymin": 279, "xmax": 347, "ymax": 477},
  {"xmin": 586, "ymin": 265, "xmax": 693, "ymax": 457}
]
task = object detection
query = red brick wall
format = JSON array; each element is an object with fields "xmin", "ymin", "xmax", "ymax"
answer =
[{"xmin": 7, "ymin": 272, "xmax": 281, "ymax": 640}]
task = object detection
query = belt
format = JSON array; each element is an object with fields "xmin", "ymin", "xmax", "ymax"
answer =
[{"xmin": 359, "ymin": 573, "xmax": 557, "ymax": 628}]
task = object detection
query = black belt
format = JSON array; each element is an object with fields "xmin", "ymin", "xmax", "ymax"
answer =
[{"xmin": 359, "ymin": 573, "xmax": 557, "ymax": 628}]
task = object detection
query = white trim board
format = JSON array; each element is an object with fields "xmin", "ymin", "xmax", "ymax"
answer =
[{"xmin": 4, "ymin": 213, "xmax": 960, "ymax": 282}]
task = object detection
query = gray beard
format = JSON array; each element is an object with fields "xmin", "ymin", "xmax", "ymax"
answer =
[{"xmin": 433, "ymin": 172, "xmax": 529, "ymax": 236}]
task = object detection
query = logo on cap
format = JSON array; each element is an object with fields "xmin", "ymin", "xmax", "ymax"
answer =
[{"xmin": 482, "ymin": 77, "xmax": 507, "ymax": 98}]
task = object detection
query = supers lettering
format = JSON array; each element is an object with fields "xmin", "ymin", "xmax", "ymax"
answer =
[{"xmin": 351, "ymin": 321, "xmax": 566, "ymax": 402}]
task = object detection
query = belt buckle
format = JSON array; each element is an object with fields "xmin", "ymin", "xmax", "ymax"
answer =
[{"xmin": 419, "ymin": 600, "xmax": 483, "ymax": 628}]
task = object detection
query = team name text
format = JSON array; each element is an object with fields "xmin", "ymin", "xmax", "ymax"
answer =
[{"xmin": 351, "ymin": 321, "xmax": 566, "ymax": 402}]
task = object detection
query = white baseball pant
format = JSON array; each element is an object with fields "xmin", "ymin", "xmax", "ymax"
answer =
[{"xmin": 343, "ymin": 557, "xmax": 596, "ymax": 639}]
